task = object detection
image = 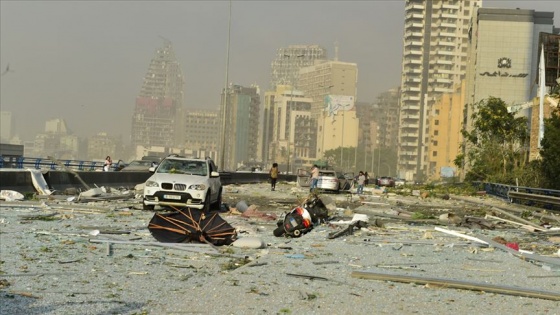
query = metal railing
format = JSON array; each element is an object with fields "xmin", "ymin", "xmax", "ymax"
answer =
[
  {"xmin": 476, "ymin": 182, "xmax": 560, "ymax": 210},
  {"xmin": 0, "ymin": 156, "xmax": 117, "ymax": 172}
]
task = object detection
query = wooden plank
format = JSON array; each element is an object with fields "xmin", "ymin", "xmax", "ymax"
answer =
[
  {"xmin": 484, "ymin": 214, "xmax": 546, "ymax": 232},
  {"xmin": 351, "ymin": 270, "xmax": 560, "ymax": 301},
  {"xmin": 490, "ymin": 207, "xmax": 543, "ymax": 230}
]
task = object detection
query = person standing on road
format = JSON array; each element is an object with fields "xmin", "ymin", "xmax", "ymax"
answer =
[
  {"xmin": 357, "ymin": 171, "xmax": 366, "ymax": 194},
  {"xmin": 103, "ymin": 156, "xmax": 112, "ymax": 172},
  {"xmin": 310, "ymin": 164, "xmax": 320, "ymax": 192},
  {"xmin": 269, "ymin": 162, "xmax": 279, "ymax": 191}
]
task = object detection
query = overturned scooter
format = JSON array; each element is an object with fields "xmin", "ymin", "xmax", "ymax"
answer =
[{"xmin": 273, "ymin": 194, "xmax": 329, "ymax": 238}]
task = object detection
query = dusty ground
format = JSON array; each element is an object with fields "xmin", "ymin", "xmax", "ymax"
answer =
[{"xmin": 0, "ymin": 181, "xmax": 559, "ymax": 315}]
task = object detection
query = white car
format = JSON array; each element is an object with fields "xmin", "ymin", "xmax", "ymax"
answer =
[{"xmin": 143, "ymin": 156, "xmax": 222, "ymax": 212}]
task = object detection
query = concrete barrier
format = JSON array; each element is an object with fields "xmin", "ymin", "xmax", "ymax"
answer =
[{"xmin": 0, "ymin": 169, "xmax": 298, "ymax": 194}]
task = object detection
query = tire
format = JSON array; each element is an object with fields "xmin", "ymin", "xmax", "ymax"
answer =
[
  {"xmin": 143, "ymin": 201, "xmax": 155, "ymax": 211},
  {"xmin": 273, "ymin": 226, "xmax": 285, "ymax": 237},
  {"xmin": 211, "ymin": 188, "xmax": 223, "ymax": 211},
  {"xmin": 202, "ymin": 192, "xmax": 211, "ymax": 213}
]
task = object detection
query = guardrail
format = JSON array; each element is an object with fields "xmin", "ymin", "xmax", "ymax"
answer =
[
  {"xmin": 0, "ymin": 156, "xmax": 119, "ymax": 171},
  {"xmin": 476, "ymin": 182, "xmax": 560, "ymax": 210}
]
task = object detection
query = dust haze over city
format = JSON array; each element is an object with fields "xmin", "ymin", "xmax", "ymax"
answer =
[{"xmin": 0, "ymin": 1, "xmax": 558, "ymax": 150}]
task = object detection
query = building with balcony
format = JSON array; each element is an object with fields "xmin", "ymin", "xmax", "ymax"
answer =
[
  {"xmin": 265, "ymin": 85, "xmax": 314, "ymax": 173},
  {"xmin": 270, "ymin": 45, "xmax": 327, "ymax": 91},
  {"xmin": 397, "ymin": 0, "xmax": 480, "ymax": 182},
  {"xmin": 184, "ymin": 109, "xmax": 219, "ymax": 160},
  {"xmin": 218, "ymin": 84, "xmax": 261, "ymax": 171},
  {"xmin": 131, "ymin": 41, "xmax": 185, "ymax": 154},
  {"xmin": 298, "ymin": 60, "xmax": 359, "ymax": 159},
  {"xmin": 426, "ymin": 82, "xmax": 465, "ymax": 181}
]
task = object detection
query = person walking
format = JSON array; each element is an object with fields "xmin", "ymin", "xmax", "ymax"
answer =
[
  {"xmin": 357, "ymin": 171, "xmax": 366, "ymax": 194},
  {"xmin": 310, "ymin": 164, "xmax": 320, "ymax": 192},
  {"xmin": 103, "ymin": 156, "xmax": 112, "ymax": 172},
  {"xmin": 269, "ymin": 162, "xmax": 279, "ymax": 191}
]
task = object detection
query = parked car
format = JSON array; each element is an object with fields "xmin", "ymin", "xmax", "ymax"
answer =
[
  {"xmin": 376, "ymin": 176, "xmax": 395, "ymax": 187},
  {"xmin": 316, "ymin": 170, "xmax": 354, "ymax": 193},
  {"xmin": 142, "ymin": 155, "xmax": 222, "ymax": 212},
  {"xmin": 316, "ymin": 170, "xmax": 339, "ymax": 192},
  {"xmin": 394, "ymin": 178, "xmax": 406, "ymax": 187},
  {"xmin": 120, "ymin": 160, "xmax": 156, "ymax": 172}
]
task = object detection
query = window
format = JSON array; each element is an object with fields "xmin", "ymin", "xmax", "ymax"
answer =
[
  {"xmin": 435, "ymin": 120, "xmax": 439, "ymax": 125},
  {"xmin": 432, "ymin": 151, "xmax": 438, "ymax": 157}
]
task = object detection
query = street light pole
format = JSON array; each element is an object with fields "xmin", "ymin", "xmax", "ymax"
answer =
[
  {"xmin": 219, "ymin": 0, "xmax": 232, "ymax": 171},
  {"xmin": 284, "ymin": 53, "xmax": 303, "ymax": 174},
  {"xmin": 340, "ymin": 108, "xmax": 344, "ymax": 169}
]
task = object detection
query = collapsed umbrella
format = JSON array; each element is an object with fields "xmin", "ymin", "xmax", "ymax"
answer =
[{"xmin": 148, "ymin": 207, "xmax": 237, "ymax": 246}]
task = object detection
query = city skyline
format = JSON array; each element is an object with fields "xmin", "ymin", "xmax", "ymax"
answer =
[{"xmin": 1, "ymin": 1, "xmax": 558, "ymax": 143}]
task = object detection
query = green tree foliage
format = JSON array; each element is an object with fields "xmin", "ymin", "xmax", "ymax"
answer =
[
  {"xmin": 457, "ymin": 97, "xmax": 530, "ymax": 184},
  {"xmin": 539, "ymin": 108, "xmax": 560, "ymax": 189}
]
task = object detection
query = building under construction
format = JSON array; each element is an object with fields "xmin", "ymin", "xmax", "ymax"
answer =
[{"xmin": 131, "ymin": 41, "xmax": 185, "ymax": 153}]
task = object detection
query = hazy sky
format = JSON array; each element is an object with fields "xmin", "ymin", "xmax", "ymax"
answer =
[{"xmin": 1, "ymin": 0, "xmax": 558, "ymax": 143}]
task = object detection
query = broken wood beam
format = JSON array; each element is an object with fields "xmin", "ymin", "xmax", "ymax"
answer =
[
  {"xmin": 484, "ymin": 214, "xmax": 546, "ymax": 232},
  {"xmin": 490, "ymin": 207, "xmax": 543, "ymax": 230},
  {"xmin": 351, "ymin": 270, "xmax": 560, "ymax": 301}
]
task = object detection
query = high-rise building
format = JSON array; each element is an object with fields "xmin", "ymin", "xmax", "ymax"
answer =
[
  {"xmin": 372, "ymin": 88, "xmax": 400, "ymax": 149},
  {"xmin": 218, "ymin": 84, "xmax": 260, "ymax": 171},
  {"xmin": 464, "ymin": 8, "xmax": 555, "ymax": 122},
  {"xmin": 131, "ymin": 41, "xmax": 185, "ymax": 153},
  {"xmin": 426, "ymin": 82, "xmax": 465, "ymax": 181},
  {"xmin": 298, "ymin": 60, "xmax": 359, "ymax": 159},
  {"xmin": 397, "ymin": 0, "xmax": 481, "ymax": 182},
  {"xmin": 184, "ymin": 109, "xmax": 219, "ymax": 160},
  {"xmin": 265, "ymin": 85, "xmax": 314, "ymax": 173},
  {"xmin": 263, "ymin": 45, "xmax": 327, "ymax": 165},
  {"xmin": 270, "ymin": 45, "xmax": 327, "ymax": 90}
]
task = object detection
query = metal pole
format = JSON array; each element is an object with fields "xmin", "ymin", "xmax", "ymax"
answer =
[
  {"xmin": 377, "ymin": 144, "xmax": 381, "ymax": 176},
  {"xmin": 340, "ymin": 109, "xmax": 344, "ymax": 168},
  {"xmin": 219, "ymin": 0, "xmax": 232, "ymax": 171}
]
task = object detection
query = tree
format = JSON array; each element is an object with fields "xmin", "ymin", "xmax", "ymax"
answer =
[
  {"xmin": 456, "ymin": 97, "xmax": 530, "ymax": 184},
  {"xmin": 539, "ymin": 108, "xmax": 560, "ymax": 189}
]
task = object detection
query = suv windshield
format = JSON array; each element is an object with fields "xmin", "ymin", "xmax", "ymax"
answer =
[{"xmin": 156, "ymin": 159, "xmax": 207, "ymax": 176}]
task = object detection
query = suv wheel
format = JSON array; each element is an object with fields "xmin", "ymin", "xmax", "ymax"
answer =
[
  {"xmin": 212, "ymin": 188, "xmax": 223, "ymax": 211},
  {"xmin": 143, "ymin": 201, "xmax": 155, "ymax": 211},
  {"xmin": 202, "ymin": 192, "xmax": 211, "ymax": 213}
]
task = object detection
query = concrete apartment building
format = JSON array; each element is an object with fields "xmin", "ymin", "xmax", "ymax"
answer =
[
  {"xmin": 218, "ymin": 84, "xmax": 260, "ymax": 171},
  {"xmin": 264, "ymin": 85, "xmax": 314, "ymax": 173},
  {"xmin": 298, "ymin": 60, "xmax": 359, "ymax": 160},
  {"xmin": 184, "ymin": 109, "xmax": 219, "ymax": 161},
  {"xmin": 397, "ymin": 0, "xmax": 480, "ymax": 182},
  {"xmin": 131, "ymin": 42, "xmax": 185, "ymax": 154},
  {"xmin": 426, "ymin": 82, "xmax": 465, "ymax": 181},
  {"xmin": 270, "ymin": 45, "xmax": 327, "ymax": 90},
  {"xmin": 263, "ymin": 45, "xmax": 328, "ymax": 165}
]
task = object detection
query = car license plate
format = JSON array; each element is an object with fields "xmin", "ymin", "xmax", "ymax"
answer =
[{"xmin": 164, "ymin": 195, "xmax": 181, "ymax": 200}]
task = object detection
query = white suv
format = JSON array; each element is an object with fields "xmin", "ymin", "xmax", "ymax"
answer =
[{"xmin": 143, "ymin": 155, "xmax": 222, "ymax": 212}]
